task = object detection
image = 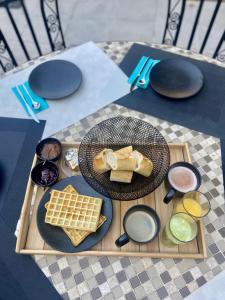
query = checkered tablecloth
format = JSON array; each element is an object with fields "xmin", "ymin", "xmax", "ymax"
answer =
[{"xmin": 10, "ymin": 42, "xmax": 225, "ymax": 300}]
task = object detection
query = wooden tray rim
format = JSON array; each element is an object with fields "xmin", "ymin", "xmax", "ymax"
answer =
[{"xmin": 16, "ymin": 142, "xmax": 207, "ymax": 259}]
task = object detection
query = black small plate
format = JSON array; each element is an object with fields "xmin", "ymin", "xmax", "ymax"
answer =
[
  {"xmin": 150, "ymin": 58, "xmax": 204, "ymax": 99},
  {"xmin": 37, "ymin": 176, "xmax": 113, "ymax": 253},
  {"xmin": 29, "ymin": 60, "xmax": 82, "ymax": 99}
]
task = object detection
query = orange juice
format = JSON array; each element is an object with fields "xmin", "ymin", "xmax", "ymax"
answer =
[
  {"xmin": 174, "ymin": 198, "xmax": 202, "ymax": 218},
  {"xmin": 183, "ymin": 198, "xmax": 202, "ymax": 217}
]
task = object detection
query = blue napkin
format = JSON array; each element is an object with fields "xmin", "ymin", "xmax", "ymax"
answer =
[
  {"xmin": 128, "ymin": 56, "xmax": 160, "ymax": 89},
  {"xmin": 12, "ymin": 82, "xmax": 49, "ymax": 115}
]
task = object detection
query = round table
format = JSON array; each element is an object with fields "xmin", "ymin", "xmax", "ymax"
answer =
[{"xmin": 8, "ymin": 42, "xmax": 225, "ymax": 300}]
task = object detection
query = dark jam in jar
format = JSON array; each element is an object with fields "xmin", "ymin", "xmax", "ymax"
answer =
[
  {"xmin": 39, "ymin": 168, "xmax": 57, "ymax": 186},
  {"xmin": 31, "ymin": 161, "xmax": 59, "ymax": 187}
]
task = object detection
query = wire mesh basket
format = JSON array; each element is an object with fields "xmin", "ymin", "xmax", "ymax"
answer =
[{"xmin": 78, "ymin": 116, "xmax": 170, "ymax": 200}]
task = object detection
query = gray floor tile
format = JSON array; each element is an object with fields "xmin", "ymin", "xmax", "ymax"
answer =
[
  {"xmin": 125, "ymin": 291, "xmax": 137, "ymax": 300},
  {"xmin": 91, "ymin": 287, "xmax": 102, "ymax": 300},
  {"xmin": 157, "ymin": 287, "xmax": 168, "ymax": 299},
  {"xmin": 96, "ymin": 271, "xmax": 107, "ymax": 285},
  {"xmin": 130, "ymin": 276, "xmax": 141, "ymax": 289},
  {"xmin": 49, "ymin": 262, "xmax": 60, "ymax": 274},
  {"xmin": 99, "ymin": 257, "xmax": 110, "ymax": 268},
  {"xmin": 61, "ymin": 267, "xmax": 72, "ymax": 279},
  {"xmin": 160, "ymin": 271, "xmax": 172, "ymax": 284},
  {"xmin": 79, "ymin": 258, "xmax": 89, "ymax": 269},
  {"xmin": 116, "ymin": 270, "xmax": 127, "ymax": 283},
  {"xmin": 74, "ymin": 272, "xmax": 85, "ymax": 285},
  {"xmin": 214, "ymin": 253, "xmax": 225, "ymax": 264},
  {"xmin": 138, "ymin": 271, "xmax": 149, "ymax": 284},
  {"xmin": 183, "ymin": 271, "xmax": 194, "ymax": 284},
  {"xmin": 196, "ymin": 276, "xmax": 207, "ymax": 287},
  {"xmin": 120, "ymin": 257, "xmax": 131, "ymax": 268},
  {"xmin": 179, "ymin": 287, "xmax": 190, "ymax": 298}
]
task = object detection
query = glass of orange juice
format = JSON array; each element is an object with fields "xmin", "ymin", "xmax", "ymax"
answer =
[{"xmin": 174, "ymin": 191, "xmax": 211, "ymax": 219}]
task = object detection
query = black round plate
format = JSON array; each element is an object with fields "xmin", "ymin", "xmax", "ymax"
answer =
[
  {"xmin": 150, "ymin": 58, "xmax": 204, "ymax": 99},
  {"xmin": 78, "ymin": 116, "xmax": 170, "ymax": 201},
  {"xmin": 37, "ymin": 176, "xmax": 113, "ymax": 253},
  {"xmin": 28, "ymin": 60, "xmax": 82, "ymax": 99}
]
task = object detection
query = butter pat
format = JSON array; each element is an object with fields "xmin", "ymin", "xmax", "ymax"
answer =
[{"xmin": 64, "ymin": 148, "xmax": 78, "ymax": 170}]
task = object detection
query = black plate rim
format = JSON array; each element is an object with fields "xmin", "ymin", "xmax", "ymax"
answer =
[
  {"xmin": 150, "ymin": 58, "xmax": 204, "ymax": 99},
  {"xmin": 28, "ymin": 59, "xmax": 82, "ymax": 100},
  {"xmin": 36, "ymin": 176, "xmax": 113, "ymax": 253}
]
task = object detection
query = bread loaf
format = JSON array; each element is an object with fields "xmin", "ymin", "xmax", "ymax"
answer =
[
  {"xmin": 93, "ymin": 146, "xmax": 153, "ymax": 180},
  {"xmin": 110, "ymin": 170, "xmax": 133, "ymax": 183},
  {"xmin": 93, "ymin": 149, "xmax": 113, "ymax": 174},
  {"xmin": 107, "ymin": 152, "xmax": 136, "ymax": 171},
  {"xmin": 131, "ymin": 150, "xmax": 153, "ymax": 177},
  {"xmin": 115, "ymin": 146, "xmax": 133, "ymax": 155}
]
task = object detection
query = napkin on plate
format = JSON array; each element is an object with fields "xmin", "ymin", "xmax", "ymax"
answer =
[
  {"xmin": 12, "ymin": 81, "xmax": 49, "ymax": 116},
  {"xmin": 128, "ymin": 56, "xmax": 160, "ymax": 89}
]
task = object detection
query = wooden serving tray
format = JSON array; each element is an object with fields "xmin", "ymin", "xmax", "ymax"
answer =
[{"xmin": 16, "ymin": 142, "xmax": 207, "ymax": 259}]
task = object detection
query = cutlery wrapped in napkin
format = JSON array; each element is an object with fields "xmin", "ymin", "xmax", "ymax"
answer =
[
  {"xmin": 128, "ymin": 56, "xmax": 160, "ymax": 91},
  {"xmin": 12, "ymin": 82, "xmax": 49, "ymax": 116}
]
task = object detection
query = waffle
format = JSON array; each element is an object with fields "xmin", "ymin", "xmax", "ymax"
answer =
[
  {"xmin": 45, "ymin": 190, "xmax": 102, "ymax": 232},
  {"xmin": 63, "ymin": 184, "xmax": 78, "ymax": 194},
  {"xmin": 44, "ymin": 184, "xmax": 106, "ymax": 246},
  {"xmin": 63, "ymin": 215, "xmax": 107, "ymax": 246},
  {"xmin": 45, "ymin": 184, "xmax": 79, "ymax": 210}
]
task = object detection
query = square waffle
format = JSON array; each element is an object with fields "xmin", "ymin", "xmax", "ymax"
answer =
[
  {"xmin": 63, "ymin": 215, "xmax": 107, "ymax": 246},
  {"xmin": 45, "ymin": 190, "xmax": 102, "ymax": 232},
  {"xmin": 45, "ymin": 184, "xmax": 106, "ymax": 246}
]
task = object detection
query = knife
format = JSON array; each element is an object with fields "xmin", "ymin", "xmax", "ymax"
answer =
[
  {"xmin": 16, "ymin": 85, "xmax": 40, "ymax": 123},
  {"xmin": 130, "ymin": 56, "xmax": 151, "ymax": 93}
]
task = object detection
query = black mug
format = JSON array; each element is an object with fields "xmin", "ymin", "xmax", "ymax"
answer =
[
  {"xmin": 163, "ymin": 162, "xmax": 201, "ymax": 204},
  {"xmin": 115, "ymin": 205, "xmax": 160, "ymax": 247}
]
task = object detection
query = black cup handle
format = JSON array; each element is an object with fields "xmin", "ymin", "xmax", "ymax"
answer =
[
  {"xmin": 115, "ymin": 233, "xmax": 130, "ymax": 247},
  {"xmin": 163, "ymin": 188, "xmax": 176, "ymax": 204}
]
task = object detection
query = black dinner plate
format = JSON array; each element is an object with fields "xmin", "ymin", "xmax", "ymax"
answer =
[
  {"xmin": 28, "ymin": 60, "xmax": 82, "ymax": 99},
  {"xmin": 150, "ymin": 58, "xmax": 204, "ymax": 99},
  {"xmin": 37, "ymin": 176, "xmax": 113, "ymax": 253}
]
